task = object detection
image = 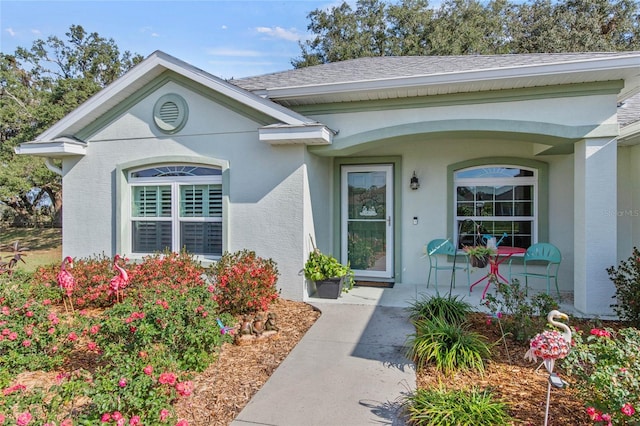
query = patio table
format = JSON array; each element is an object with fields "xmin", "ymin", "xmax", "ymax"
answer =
[{"xmin": 469, "ymin": 246, "xmax": 526, "ymax": 299}]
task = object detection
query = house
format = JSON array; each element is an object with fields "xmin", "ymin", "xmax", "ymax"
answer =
[{"xmin": 16, "ymin": 50, "xmax": 640, "ymax": 316}]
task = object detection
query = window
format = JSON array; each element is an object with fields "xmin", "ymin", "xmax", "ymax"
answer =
[
  {"xmin": 454, "ymin": 166, "xmax": 537, "ymax": 249},
  {"xmin": 129, "ymin": 165, "xmax": 222, "ymax": 256}
]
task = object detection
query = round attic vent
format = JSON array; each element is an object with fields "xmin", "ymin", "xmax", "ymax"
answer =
[{"xmin": 153, "ymin": 94, "xmax": 188, "ymax": 134}]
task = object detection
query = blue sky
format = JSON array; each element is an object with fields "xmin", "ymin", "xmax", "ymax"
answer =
[{"xmin": 0, "ymin": 0, "xmax": 343, "ymax": 79}]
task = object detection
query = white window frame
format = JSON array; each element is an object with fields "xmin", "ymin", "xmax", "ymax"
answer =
[
  {"xmin": 454, "ymin": 165, "xmax": 538, "ymax": 249},
  {"xmin": 128, "ymin": 165, "xmax": 222, "ymax": 258}
]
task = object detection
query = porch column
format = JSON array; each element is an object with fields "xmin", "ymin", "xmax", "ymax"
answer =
[{"xmin": 573, "ymin": 137, "xmax": 618, "ymax": 315}]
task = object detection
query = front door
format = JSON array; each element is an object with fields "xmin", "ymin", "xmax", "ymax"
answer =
[{"xmin": 341, "ymin": 165, "xmax": 393, "ymax": 279}]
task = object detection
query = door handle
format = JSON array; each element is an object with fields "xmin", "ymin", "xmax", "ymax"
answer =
[{"xmin": 387, "ymin": 216, "xmax": 391, "ymax": 226}]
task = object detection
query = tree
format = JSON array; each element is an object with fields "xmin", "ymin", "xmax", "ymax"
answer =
[
  {"xmin": 506, "ymin": 0, "xmax": 640, "ymax": 52},
  {"xmin": 293, "ymin": 0, "xmax": 640, "ymax": 67},
  {"xmin": 428, "ymin": 0, "xmax": 511, "ymax": 55},
  {"xmin": 0, "ymin": 25, "xmax": 142, "ymax": 227},
  {"xmin": 386, "ymin": 0, "xmax": 435, "ymax": 55}
]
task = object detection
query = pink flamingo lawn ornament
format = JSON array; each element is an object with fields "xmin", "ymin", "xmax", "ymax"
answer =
[
  {"xmin": 110, "ymin": 254, "xmax": 130, "ymax": 303},
  {"xmin": 57, "ymin": 256, "xmax": 75, "ymax": 313},
  {"xmin": 525, "ymin": 310, "xmax": 572, "ymax": 426},
  {"xmin": 525, "ymin": 310, "xmax": 572, "ymax": 374}
]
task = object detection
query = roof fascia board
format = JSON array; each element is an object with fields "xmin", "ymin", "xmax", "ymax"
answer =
[
  {"xmin": 291, "ymin": 80, "xmax": 624, "ymax": 115},
  {"xmin": 34, "ymin": 51, "xmax": 315, "ymax": 143},
  {"xmin": 619, "ymin": 120, "xmax": 640, "ymax": 145},
  {"xmin": 261, "ymin": 55, "xmax": 640, "ymax": 100}
]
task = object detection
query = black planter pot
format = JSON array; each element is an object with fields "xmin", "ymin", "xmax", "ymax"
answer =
[
  {"xmin": 470, "ymin": 255, "xmax": 489, "ymax": 268},
  {"xmin": 315, "ymin": 277, "xmax": 344, "ymax": 299}
]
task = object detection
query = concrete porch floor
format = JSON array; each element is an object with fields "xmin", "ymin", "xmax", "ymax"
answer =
[{"xmin": 306, "ymin": 279, "xmax": 595, "ymax": 319}]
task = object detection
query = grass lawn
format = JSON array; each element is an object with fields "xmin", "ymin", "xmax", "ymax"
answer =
[{"xmin": 0, "ymin": 226, "xmax": 62, "ymax": 272}]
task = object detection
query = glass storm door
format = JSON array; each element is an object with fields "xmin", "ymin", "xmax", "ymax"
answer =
[{"xmin": 341, "ymin": 165, "xmax": 393, "ymax": 279}]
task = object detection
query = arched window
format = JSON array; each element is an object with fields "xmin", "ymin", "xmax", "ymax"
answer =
[
  {"xmin": 454, "ymin": 166, "xmax": 537, "ymax": 249},
  {"xmin": 129, "ymin": 165, "xmax": 222, "ymax": 256}
]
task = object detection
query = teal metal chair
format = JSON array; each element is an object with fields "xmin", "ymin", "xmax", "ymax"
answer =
[
  {"xmin": 508, "ymin": 243, "xmax": 562, "ymax": 297},
  {"xmin": 426, "ymin": 239, "xmax": 470, "ymax": 292}
]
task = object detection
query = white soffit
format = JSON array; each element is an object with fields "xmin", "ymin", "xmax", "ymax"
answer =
[
  {"xmin": 259, "ymin": 123, "xmax": 333, "ymax": 145},
  {"xmin": 14, "ymin": 136, "xmax": 87, "ymax": 157}
]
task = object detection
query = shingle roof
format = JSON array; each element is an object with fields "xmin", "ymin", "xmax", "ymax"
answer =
[
  {"xmin": 229, "ymin": 52, "xmax": 640, "ymax": 128},
  {"xmin": 230, "ymin": 52, "xmax": 640, "ymax": 91},
  {"xmin": 619, "ymin": 92, "xmax": 640, "ymax": 127}
]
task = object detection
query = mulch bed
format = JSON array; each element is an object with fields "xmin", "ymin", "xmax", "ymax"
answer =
[
  {"xmin": 173, "ymin": 299, "xmax": 320, "ymax": 425},
  {"xmin": 416, "ymin": 312, "xmax": 626, "ymax": 426},
  {"xmin": 10, "ymin": 301, "xmax": 625, "ymax": 425}
]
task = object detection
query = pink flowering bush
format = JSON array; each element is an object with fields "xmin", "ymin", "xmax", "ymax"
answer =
[
  {"xmin": 96, "ymin": 284, "xmax": 233, "ymax": 371},
  {"xmin": 0, "ymin": 288, "xmax": 73, "ymax": 376},
  {"xmin": 1, "ymin": 249, "xmax": 251, "ymax": 425},
  {"xmin": 0, "ymin": 382, "xmax": 63, "ymax": 425},
  {"xmin": 128, "ymin": 250, "xmax": 206, "ymax": 296},
  {"xmin": 32, "ymin": 254, "xmax": 117, "ymax": 309},
  {"xmin": 564, "ymin": 326, "xmax": 640, "ymax": 425},
  {"xmin": 207, "ymin": 249, "xmax": 280, "ymax": 315}
]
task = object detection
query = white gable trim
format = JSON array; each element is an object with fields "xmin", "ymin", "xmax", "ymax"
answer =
[{"xmin": 23, "ymin": 51, "xmax": 320, "ymax": 147}]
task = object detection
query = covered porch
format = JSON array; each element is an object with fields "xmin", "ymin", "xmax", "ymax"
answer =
[{"xmin": 306, "ymin": 280, "xmax": 603, "ymax": 319}]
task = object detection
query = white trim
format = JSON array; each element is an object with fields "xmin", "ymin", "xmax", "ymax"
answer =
[
  {"xmin": 14, "ymin": 138, "xmax": 87, "ymax": 157},
  {"xmin": 341, "ymin": 164, "xmax": 394, "ymax": 279},
  {"xmin": 259, "ymin": 123, "xmax": 334, "ymax": 145},
  {"xmin": 128, "ymin": 165, "xmax": 223, "ymax": 259},
  {"xmin": 453, "ymin": 165, "xmax": 539, "ymax": 248}
]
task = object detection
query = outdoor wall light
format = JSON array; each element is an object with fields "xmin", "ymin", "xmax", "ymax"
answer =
[{"xmin": 410, "ymin": 171, "xmax": 420, "ymax": 190}]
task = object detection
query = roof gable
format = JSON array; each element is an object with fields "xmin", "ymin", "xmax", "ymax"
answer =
[
  {"xmin": 22, "ymin": 51, "xmax": 326, "ymax": 148},
  {"xmin": 17, "ymin": 51, "xmax": 334, "ymax": 157}
]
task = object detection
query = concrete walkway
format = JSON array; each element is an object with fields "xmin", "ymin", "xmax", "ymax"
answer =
[
  {"xmin": 231, "ymin": 302, "xmax": 416, "ymax": 426},
  {"xmin": 230, "ymin": 282, "xmax": 581, "ymax": 426}
]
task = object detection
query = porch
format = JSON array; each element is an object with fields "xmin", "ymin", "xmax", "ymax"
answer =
[{"xmin": 306, "ymin": 280, "xmax": 612, "ymax": 320}]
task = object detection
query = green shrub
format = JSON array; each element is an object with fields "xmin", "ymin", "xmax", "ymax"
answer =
[
  {"xmin": 483, "ymin": 279, "xmax": 558, "ymax": 342},
  {"xmin": 96, "ymin": 285, "xmax": 233, "ymax": 372},
  {"xmin": 207, "ymin": 249, "xmax": 280, "ymax": 314},
  {"xmin": 404, "ymin": 386, "xmax": 512, "ymax": 426},
  {"xmin": 407, "ymin": 316, "xmax": 491, "ymax": 375},
  {"xmin": 607, "ymin": 247, "xmax": 640, "ymax": 327},
  {"xmin": 563, "ymin": 326, "xmax": 640, "ymax": 425},
  {"xmin": 407, "ymin": 294, "xmax": 471, "ymax": 325}
]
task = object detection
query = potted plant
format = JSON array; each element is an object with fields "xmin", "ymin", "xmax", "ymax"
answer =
[
  {"xmin": 304, "ymin": 243, "xmax": 354, "ymax": 299},
  {"xmin": 463, "ymin": 245, "xmax": 496, "ymax": 268}
]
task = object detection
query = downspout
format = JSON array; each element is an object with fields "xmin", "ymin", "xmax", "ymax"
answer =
[{"xmin": 45, "ymin": 158, "xmax": 63, "ymax": 176}]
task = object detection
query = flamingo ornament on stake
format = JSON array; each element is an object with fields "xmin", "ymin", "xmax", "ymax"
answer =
[
  {"xmin": 57, "ymin": 256, "xmax": 75, "ymax": 313},
  {"xmin": 525, "ymin": 310, "xmax": 572, "ymax": 373},
  {"xmin": 525, "ymin": 310, "xmax": 572, "ymax": 426},
  {"xmin": 110, "ymin": 254, "xmax": 130, "ymax": 303}
]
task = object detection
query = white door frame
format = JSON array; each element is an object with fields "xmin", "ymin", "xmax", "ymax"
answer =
[{"xmin": 341, "ymin": 164, "xmax": 394, "ymax": 279}]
